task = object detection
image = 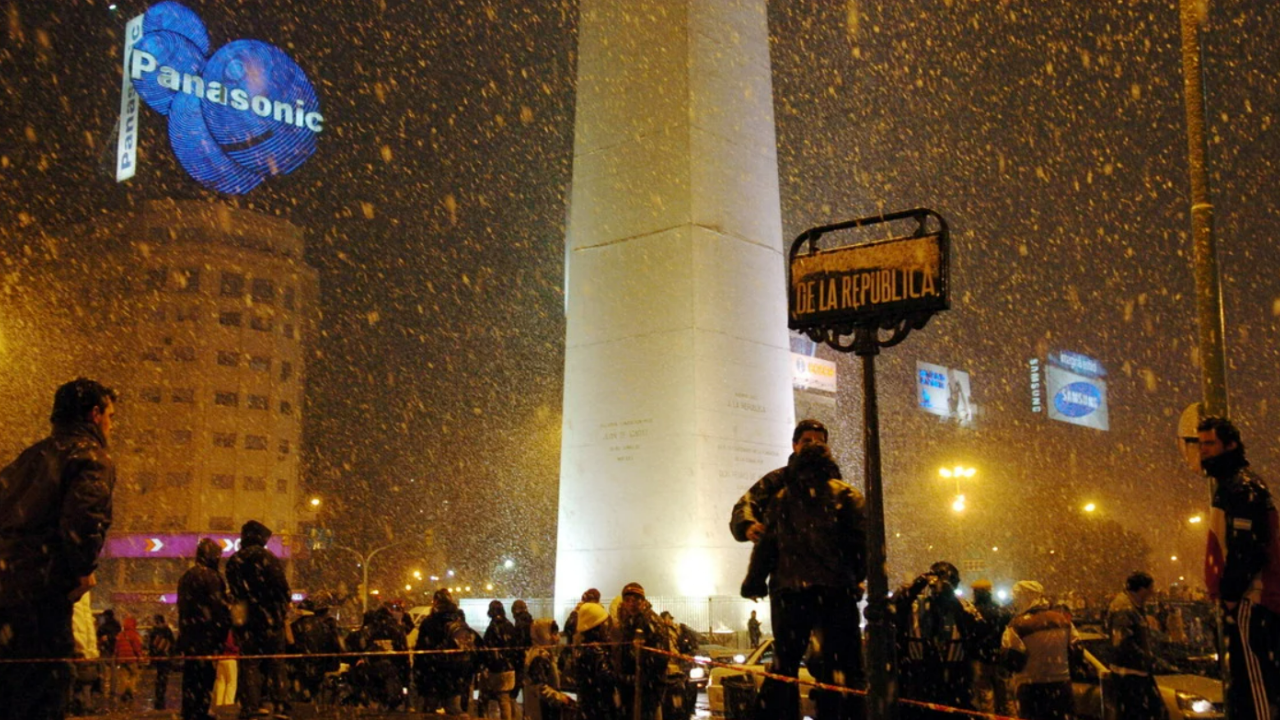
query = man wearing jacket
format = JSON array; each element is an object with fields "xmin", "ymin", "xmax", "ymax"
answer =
[
  {"xmin": 0, "ymin": 378, "xmax": 117, "ymax": 720},
  {"xmin": 1201, "ymin": 416, "xmax": 1280, "ymax": 720},
  {"xmin": 1000, "ymin": 580, "xmax": 1077, "ymax": 720},
  {"xmin": 1105, "ymin": 571, "xmax": 1165, "ymax": 719},
  {"xmin": 730, "ymin": 419, "xmax": 867, "ymax": 720},
  {"xmin": 225, "ymin": 520, "xmax": 291, "ymax": 719},
  {"xmin": 178, "ymin": 538, "xmax": 231, "ymax": 720}
]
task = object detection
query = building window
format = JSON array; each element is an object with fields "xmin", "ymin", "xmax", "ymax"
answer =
[
  {"xmin": 216, "ymin": 351, "xmax": 239, "ymax": 367},
  {"xmin": 214, "ymin": 391, "xmax": 238, "ymax": 407},
  {"xmin": 172, "ymin": 388, "xmax": 195, "ymax": 403},
  {"xmin": 162, "ymin": 515, "xmax": 186, "ymax": 530},
  {"xmin": 142, "ymin": 347, "xmax": 163, "ymax": 362},
  {"xmin": 176, "ymin": 267, "xmax": 200, "ymax": 293},
  {"xmin": 244, "ymin": 435, "xmax": 268, "ymax": 451},
  {"xmin": 249, "ymin": 356, "xmax": 271, "ymax": 373},
  {"xmin": 172, "ymin": 346, "xmax": 196, "ymax": 362},
  {"xmin": 279, "ymin": 400, "xmax": 293, "ymax": 415},
  {"xmin": 166, "ymin": 471, "xmax": 192, "ymax": 488},
  {"xmin": 251, "ymin": 278, "xmax": 276, "ymax": 304},
  {"xmin": 247, "ymin": 394, "xmax": 269, "ymax": 411},
  {"xmin": 280, "ymin": 361, "xmax": 293, "ymax": 381},
  {"xmin": 250, "ymin": 316, "xmax": 274, "ymax": 332},
  {"xmin": 243, "ymin": 476, "xmax": 267, "ymax": 491},
  {"xmin": 211, "ymin": 474, "xmax": 235, "ymax": 490},
  {"xmin": 213, "ymin": 432, "xmax": 237, "ymax": 448},
  {"xmin": 219, "ymin": 311, "xmax": 242, "ymax": 327},
  {"xmin": 278, "ymin": 439, "xmax": 290, "ymax": 455},
  {"xmin": 146, "ymin": 267, "xmax": 169, "ymax": 291},
  {"xmin": 209, "ymin": 516, "xmax": 234, "ymax": 531},
  {"xmin": 282, "ymin": 323, "xmax": 296, "ymax": 340},
  {"xmin": 276, "ymin": 478, "xmax": 289, "ymax": 494},
  {"xmin": 140, "ymin": 387, "xmax": 162, "ymax": 403},
  {"xmin": 137, "ymin": 429, "xmax": 158, "ymax": 446},
  {"xmin": 136, "ymin": 472, "xmax": 158, "ymax": 494},
  {"xmin": 283, "ymin": 286, "xmax": 296, "ymax": 310},
  {"xmin": 171, "ymin": 429, "xmax": 193, "ymax": 446},
  {"xmin": 220, "ymin": 272, "xmax": 244, "ymax": 297},
  {"xmin": 175, "ymin": 306, "xmax": 200, "ymax": 322}
]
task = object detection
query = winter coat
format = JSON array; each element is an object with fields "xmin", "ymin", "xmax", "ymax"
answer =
[
  {"xmin": 414, "ymin": 604, "xmax": 480, "ymax": 693},
  {"xmin": 115, "ymin": 617, "xmax": 145, "ymax": 661},
  {"xmin": 574, "ymin": 628, "xmax": 622, "ymax": 720},
  {"xmin": 291, "ymin": 611, "xmax": 343, "ymax": 674},
  {"xmin": 1001, "ymin": 602, "xmax": 1078, "ymax": 685},
  {"xmin": 225, "ymin": 520, "xmax": 291, "ymax": 636},
  {"xmin": 0, "ymin": 422, "xmax": 114, "ymax": 606},
  {"xmin": 1204, "ymin": 447, "xmax": 1280, "ymax": 612},
  {"xmin": 484, "ymin": 613, "xmax": 521, "ymax": 673},
  {"xmin": 97, "ymin": 614, "xmax": 121, "ymax": 656},
  {"xmin": 1106, "ymin": 591, "xmax": 1162, "ymax": 674},
  {"xmin": 513, "ymin": 605, "xmax": 534, "ymax": 650},
  {"xmin": 613, "ymin": 605, "xmax": 671, "ymax": 691},
  {"xmin": 147, "ymin": 622, "xmax": 176, "ymax": 666},
  {"xmin": 891, "ymin": 576, "xmax": 988, "ymax": 709},
  {"xmin": 524, "ymin": 619, "xmax": 574, "ymax": 720},
  {"xmin": 739, "ymin": 447, "xmax": 867, "ymax": 593},
  {"xmin": 178, "ymin": 538, "xmax": 231, "ymax": 655}
]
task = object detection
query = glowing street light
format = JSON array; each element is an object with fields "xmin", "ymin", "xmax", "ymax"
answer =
[
  {"xmin": 485, "ymin": 583, "xmax": 494, "ymax": 591},
  {"xmin": 1083, "ymin": 502, "xmax": 1097, "ymax": 513},
  {"xmin": 412, "ymin": 570, "xmax": 422, "ymax": 580},
  {"xmin": 1189, "ymin": 515, "xmax": 1203, "ymax": 524},
  {"xmin": 309, "ymin": 497, "xmax": 321, "ymax": 509},
  {"xmin": 503, "ymin": 559, "xmax": 515, "ymax": 570},
  {"xmin": 951, "ymin": 494, "xmax": 966, "ymax": 513}
]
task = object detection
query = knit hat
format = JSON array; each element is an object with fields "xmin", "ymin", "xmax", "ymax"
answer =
[
  {"xmin": 582, "ymin": 588, "xmax": 601, "ymax": 603},
  {"xmin": 621, "ymin": 582, "xmax": 646, "ymax": 599},
  {"xmin": 576, "ymin": 602, "xmax": 610, "ymax": 633},
  {"xmin": 971, "ymin": 579, "xmax": 993, "ymax": 592}
]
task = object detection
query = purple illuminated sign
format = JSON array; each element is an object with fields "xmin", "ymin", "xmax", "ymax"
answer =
[{"xmin": 104, "ymin": 533, "xmax": 294, "ymax": 559}]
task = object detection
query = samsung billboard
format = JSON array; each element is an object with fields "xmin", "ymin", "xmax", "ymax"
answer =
[
  {"xmin": 116, "ymin": 2, "xmax": 323, "ymax": 194},
  {"xmin": 1044, "ymin": 351, "xmax": 1109, "ymax": 431}
]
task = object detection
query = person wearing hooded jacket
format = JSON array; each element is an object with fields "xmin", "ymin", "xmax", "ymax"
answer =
[
  {"xmin": 225, "ymin": 520, "xmax": 291, "ymax": 719},
  {"xmin": 511, "ymin": 599, "xmax": 534, "ymax": 703},
  {"xmin": 0, "ymin": 378, "xmax": 117, "ymax": 720},
  {"xmin": 414, "ymin": 588, "xmax": 478, "ymax": 715},
  {"xmin": 1001, "ymin": 580, "xmax": 1078, "ymax": 720},
  {"xmin": 1200, "ymin": 416, "xmax": 1280, "ymax": 720},
  {"xmin": 523, "ymin": 618, "xmax": 574, "ymax": 720},
  {"xmin": 113, "ymin": 616, "xmax": 145, "ymax": 706},
  {"xmin": 732, "ymin": 419, "xmax": 867, "ymax": 720},
  {"xmin": 481, "ymin": 600, "xmax": 519, "ymax": 719},
  {"xmin": 179, "ymin": 538, "xmax": 231, "ymax": 720}
]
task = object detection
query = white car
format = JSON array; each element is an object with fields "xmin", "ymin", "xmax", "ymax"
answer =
[
  {"xmin": 706, "ymin": 639, "xmax": 815, "ymax": 718},
  {"xmin": 1070, "ymin": 630, "xmax": 1223, "ymax": 720}
]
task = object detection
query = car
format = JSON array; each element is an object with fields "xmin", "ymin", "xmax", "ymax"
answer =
[
  {"xmin": 1070, "ymin": 630, "xmax": 1223, "ymax": 720},
  {"xmin": 706, "ymin": 638, "xmax": 815, "ymax": 718}
]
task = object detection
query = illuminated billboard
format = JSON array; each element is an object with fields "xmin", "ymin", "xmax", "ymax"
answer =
[
  {"xmin": 916, "ymin": 360, "xmax": 974, "ymax": 425},
  {"xmin": 104, "ymin": 533, "xmax": 295, "ymax": 559},
  {"xmin": 117, "ymin": 2, "xmax": 323, "ymax": 194},
  {"xmin": 1044, "ymin": 351, "xmax": 1109, "ymax": 431},
  {"xmin": 792, "ymin": 352, "xmax": 837, "ymax": 392}
]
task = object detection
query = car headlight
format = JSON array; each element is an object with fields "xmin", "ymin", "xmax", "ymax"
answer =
[
  {"xmin": 689, "ymin": 666, "xmax": 706, "ymax": 680},
  {"xmin": 1176, "ymin": 691, "xmax": 1215, "ymax": 715}
]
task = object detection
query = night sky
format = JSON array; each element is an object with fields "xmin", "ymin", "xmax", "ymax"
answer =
[{"xmin": 2, "ymin": 0, "xmax": 1278, "ymax": 595}]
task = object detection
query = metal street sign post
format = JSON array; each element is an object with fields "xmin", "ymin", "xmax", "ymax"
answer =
[{"xmin": 788, "ymin": 208, "xmax": 951, "ymax": 720}]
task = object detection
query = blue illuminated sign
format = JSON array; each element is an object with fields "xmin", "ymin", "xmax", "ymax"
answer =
[
  {"xmin": 1053, "ymin": 381, "xmax": 1102, "ymax": 418},
  {"xmin": 120, "ymin": 2, "xmax": 323, "ymax": 194}
]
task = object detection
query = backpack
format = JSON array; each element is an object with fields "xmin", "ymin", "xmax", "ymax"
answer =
[{"xmin": 440, "ymin": 616, "xmax": 478, "ymax": 674}]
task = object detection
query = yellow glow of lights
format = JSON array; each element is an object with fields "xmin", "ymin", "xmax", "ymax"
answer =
[
  {"xmin": 485, "ymin": 583, "xmax": 494, "ymax": 591},
  {"xmin": 1189, "ymin": 515, "xmax": 1203, "ymax": 524},
  {"xmin": 1171, "ymin": 555, "xmax": 1178, "ymax": 562},
  {"xmin": 309, "ymin": 497, "xmax": 321, "ymax": 508},
  {"xmin": 952, "ymin": 494, "xmax": 966, "ymax": 513},
  {"xmin": 1083, "ymin": 503, "xmax": 1097, "ymax": 513}
]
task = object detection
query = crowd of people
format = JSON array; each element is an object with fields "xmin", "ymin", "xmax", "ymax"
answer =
[{"xmin": 4, "ymin": 383, "xmax": 1279, "ymax": 720}]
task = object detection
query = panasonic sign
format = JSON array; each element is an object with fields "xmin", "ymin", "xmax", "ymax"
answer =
[{"xmin": 116, "ymin": 2, "xmax": 324, "ymax": 194}]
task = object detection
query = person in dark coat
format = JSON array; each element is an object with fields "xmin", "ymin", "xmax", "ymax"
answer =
[
  {"xmin": 572, "ymin": 602, "xmax": 620, "ymax": 720},
  {"xmin": 1105, "ymin": 571, "xmax": 1168, "ymax": 720},
  {"xmin": 481, "ymin": 600, "xmax": 519, "ymax": 719},
  {"xmin": 147, "ymin": 614, "xmax": 177, "ymax": 710},
  {"xmin": 523, "ymin": 618, "xmax": 575, "ymax": 720},
  {"xmin": 178, "ymin": 538, "xmax": 231, "ymax": 720},
  {"xmin": 414, "ymin": 589, "xmax": 478, "ymax": 715},
  {"xmin": 225, "ymin": 520, "xmax": 291, "ymax": 718},
  {"xmin": 289, "ymin": 594, "xmax": 342, "ymax": 702},
  {"xmin": 511, "ymin": 599, "xmax": 534, "ymax": 702},
  {"xmin": 613, "ymin": 583, "xmax": 671, "ymax": 720},
  {"xmin": 361, "ymin": 606, "xmax": 410, "ymax": 709},
  {"xmin": 97, "ymin": 609, "xmax": 122, "ymax": 657},
  {"xmin": 970, "ymin": 579, "xmax": 1012, "ymax": 715},
  {"xmin": 0, "ymin": 378, "xmax": 117, "ymax": 720},
  {"xmin": 731, "ymin": 419, "xmax": 867, "ymax": 720}
]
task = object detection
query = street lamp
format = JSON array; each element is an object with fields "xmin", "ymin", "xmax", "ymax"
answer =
[
  {"xmin": 322, "ymin": 539, "xmax": 415, "ymax": 616},
  {"xmin": 1083, "ymin": 502, "xmax": 1097, "ymax": 513},
  {"xmin": 1189, "ymin": 515, "xmax": 1203, "ymax": 524},
  {"xmin": 309, "ymin": 497, "xmax": 321, "ymax": 509}
]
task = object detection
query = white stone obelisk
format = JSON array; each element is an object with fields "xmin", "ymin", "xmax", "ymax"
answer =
[{"xmin": 555, "ymin": 0, "xmax": 795, "ymax": 611}]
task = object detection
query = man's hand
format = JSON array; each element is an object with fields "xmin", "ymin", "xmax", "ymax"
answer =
[
  {"xmin": 746, "ymin": 523, "xmax": 766, "ymax": 543},
  {"xmin": 69, "ymin": 573, "xmax": 96, "ymax": 602}
]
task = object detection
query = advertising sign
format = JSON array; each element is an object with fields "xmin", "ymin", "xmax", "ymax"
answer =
[
  {"xmin": 118, "ymin": 2, "xmax": 323, "ymax": 194},
  {"xmin": 104, "ymin": 533, "xmax": 294, "ymax": 559},
  {"xmin": 1045, "ymin": 352, "xmax": 1109, "ymax": 431},
  {"xmin": 789, "ymin": 233, "xmax": 948, "ymax": 333},
  {"xmin": 917, "ymin": 361, "xmax": 974, "ymax": 425},
  {"xmin": 115, "ymin": 14, "xmax": 145, "ymax": 181},
  {"xmin": 792, "ymin": 353, "xmax": 837, "ymax": 392}
]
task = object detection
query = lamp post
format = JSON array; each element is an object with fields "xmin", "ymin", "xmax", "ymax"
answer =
[{"xmin": 326, "ymin": 540, "xmax": 414, "ymax": 616}]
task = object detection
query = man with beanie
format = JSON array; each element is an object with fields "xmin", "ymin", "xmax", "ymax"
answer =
[
  {"xmin": 1001, "ymin": 580, "xmax": 1077, "ymax": 720},
  {"xmin": 1201, "ymin": 416, "xmax": 1280, "ymax": 720},
  {"xmin": 730, "ymin": 419, "xmax": 867, "ymax": 720},
  {"xmin": 225, "ymin": 520, "xmax": 291, "ymax": 719},
  {"xmin": 0, "ymin": 378, "xmax": 117, "ymax": 720},
  {"xmin": 613, "ymin": 582, "xmax": 670, "ymax": 720},
  {"xmin": 178, "ymin": 538, "xmax": 231, "ymax": 720}
]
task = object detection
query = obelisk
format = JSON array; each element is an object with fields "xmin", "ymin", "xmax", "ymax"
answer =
[{"xmin": 555, "ymin": 0, "xmax": 795, "ymax": 609}]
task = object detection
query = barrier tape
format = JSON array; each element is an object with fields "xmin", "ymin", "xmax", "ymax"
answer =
[{"xmin": 0, "ymin": 636, "xmax": 1023, "ymax": 720}]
